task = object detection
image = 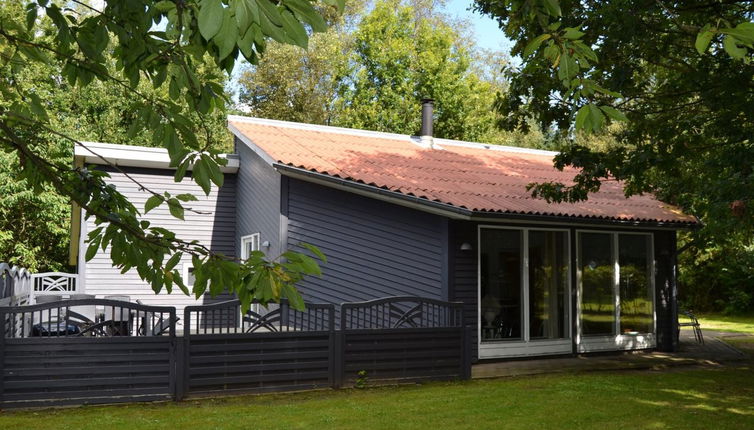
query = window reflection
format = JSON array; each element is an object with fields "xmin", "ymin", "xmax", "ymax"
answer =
[
  {"xmin": 619, "ymin": 235, "xmax": 653, "ymax": 334},
  {"xmin": 579, "ymin": 233, "xmax": 616, "ymax": 336},
  {"xmin": 529, "ymin": 231, "xmax": 568, "ymax": 340},
  {"xmin": 480, "ymin": 229, "xmax": 522, "ymax": 341}
]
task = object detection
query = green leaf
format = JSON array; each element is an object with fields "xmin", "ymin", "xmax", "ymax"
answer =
[
  {"xmin": 202, "ymin": 154, "xmax": 224, "ymax": 187},
  {"xmin": 25, "ymin": 3, "xmax": 38, "ymax": 30},
  {"xmin": 192, "ymin": 159, "xmax": 212, "ymax": 195},
  {"xmin": 256, "ymin": 0, "xmax": 287, "ymax": 43},
  {"xmin": 563, "ymin": 27, "xmax": 585, "ymax": 40},
  {"xmin": 198, "ymin": 0, "xmax": 224, "ymax": 40},
  {"xmin": 85, "ymin": 236, "xmax": 102, "ymax": 261},
  {"xmin": 155, "ymin": 0, "xmax": 176, "ymax": 12},
  {"xmin": 167, "ymin": 198, "xmax": 185, "ymax": 220},
  {"xmin": 165, "ymin": 252, "xmax": 183, "ymax": 271},
  {"xmin": 542, "ymin": 0, "xmax": 561, "ymax": 17},
  {"xmin": 557, "ymin": 51, "xmax": 578, "ymax": 83},
  {"xmin": 300, "ymin": 242, "xmax": 327, "ymax": 264},
  {"xmin": 175, "ymin": 193, "xmax": 198, "ymax": 202},
  {"xmin": 234, "ymin": 0, "xmax": 260, "ymax": 36},
  {"xmin": 600, "ymin": 105, "xmax": 628, "ymax": 122},
  {"xmin": 524, "ymin": 34, "xmax": 551, "ymax": 57},
  {"xmin": 587, "ymin": 103, "xmax": 605, "ymax": 132},
  {"xmin": 214, "ymin": 9, "xmax": 238, "ymax": 60},
  {"xmin": 695, "ymin": 24, "xmax": 715, "ymax": 54},
  {"xmin": 723, "ymin": 35, "xmax": 747, "ymax": 59},
  {"xmin": 297, "ymin": 253, "xmax": 321, "ymax": 276},
  {"xmin": 145, "ymin": 194, "xmax": 163, "ymax": 213},
  {"xmin": 284, "ymin": 0, "xmax": 327, "ymax": 33},
  {"xmin": 720, "ymin": 23, "xmax": 754, "ymax": 45},
  {"xmin": 575, "ymin": 105, "xmax": 590, "ymax": 131},
  {"xmin": 279, "ymin": 9, "xmax": 308, "ymax": 49}
]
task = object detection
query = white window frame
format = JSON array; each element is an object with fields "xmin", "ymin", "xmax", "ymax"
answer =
[
  {"xmin": 240, "ymin": 233, "xmax": 262, "ymax": 313},
  {"xmin": 477, "ymin": 225, "xmax": 572, "ymax": 359},
  {"xmin": 575, "ymin": 230, "xmax": 656, "ymax": 353},
  {"xmin": 241, "ymin": 233, "xmax": 261, "ymax": 260},
  {"xmin": 183, "ymin": 264, "xmax": 195, "ymax": 288}
]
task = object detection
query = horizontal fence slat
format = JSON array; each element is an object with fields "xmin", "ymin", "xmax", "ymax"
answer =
[
  {"xmin": 188, "ymin": 370, "xmax": 331, "ymax": 388},
  {"xmin": 4, "ymin": 363, "xmax": 170, "ymax": 378},
  {"xmin": 189, "ymin": 360, "xmax": 329, "ymax": 377},
  {"xmin": 4, "ymin": 375, "xmax": 171, "ymax": 390}
]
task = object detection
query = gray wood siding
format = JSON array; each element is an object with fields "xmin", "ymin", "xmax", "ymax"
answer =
[
  {"xmin": 449, "ymin": 221, "xmax": 479, "ymax": 362},
  {"xmin": 286, "ymin": 179, "xmax": 447, "ymax": 304},
  {"xmin": 83, "ymin": 167, "xmax": 236, "ymax": 320},
  {"xmin": 235, "ymin": 138, "xmax": 282, "ymax": 257}
]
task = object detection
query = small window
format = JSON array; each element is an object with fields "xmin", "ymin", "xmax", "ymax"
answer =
[
  {"xmin": 241, "ymin": 233, "xmax": 261, "ymax": 260},
  {"xmin": 183, "ymin": 265, "xmax": 196, "ymax": 287}
]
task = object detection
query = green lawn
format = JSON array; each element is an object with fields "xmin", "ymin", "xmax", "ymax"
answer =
[
  {"xmin": 2, "ymin": 367, "xmax": 753, "ymax": 430},
  {"xmin": 690, "ymin": 313, "xmax": 754, "ymax": 334}
]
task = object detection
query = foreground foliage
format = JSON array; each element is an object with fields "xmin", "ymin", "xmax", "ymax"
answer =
[
  {"xmin": 475, "ymin": 0, "xmax": 754, "ymax": 312},
  {"xmin": 1, "ymin": 367, "xmax": 753, "ymax": 429},
  {"xmin": 0, "ymin": 0, "xmax": 341, "ymax": 308}
]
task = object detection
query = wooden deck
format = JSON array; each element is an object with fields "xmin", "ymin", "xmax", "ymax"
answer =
[{"xmin": 472, "ymin": 330, "xmax": 750, "ymax": 379}]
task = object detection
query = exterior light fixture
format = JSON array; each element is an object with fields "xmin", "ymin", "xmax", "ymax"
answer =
[{"xmin": 460, "ymin": 242, "xmax": 472, "ymax": 251}]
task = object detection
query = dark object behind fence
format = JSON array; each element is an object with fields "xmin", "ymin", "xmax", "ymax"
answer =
[{"xmin": 1, "ymin": 296, "xmax": 470, "ymax": 409}]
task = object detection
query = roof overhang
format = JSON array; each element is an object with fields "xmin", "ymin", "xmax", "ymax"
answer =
[
  {"xmin": 74, "ymin": 141, "xmax": 240, "ymax": 173},
  {"xmin": 275, "ymin": 164, "xmax": 699, "ymax": 231}
]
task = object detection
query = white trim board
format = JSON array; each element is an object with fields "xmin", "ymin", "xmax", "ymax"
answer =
[{"xmin": 74, "ymin": 141, "xmax": 240, "ymax": 173}]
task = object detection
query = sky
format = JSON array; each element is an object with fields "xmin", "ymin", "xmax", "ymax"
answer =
[{"xmin": 442, "ymin": 0, "xmax": 513, "ymax": 53}]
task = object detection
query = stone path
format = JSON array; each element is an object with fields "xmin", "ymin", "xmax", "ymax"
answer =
[{"xmin": 472, "ymin": 330, "xmax": 751, "ymax": 379}]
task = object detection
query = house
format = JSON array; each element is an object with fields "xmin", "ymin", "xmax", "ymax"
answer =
[{"xmin": 72, "ymin": 103, "xmax": 698, "ymax": 361}]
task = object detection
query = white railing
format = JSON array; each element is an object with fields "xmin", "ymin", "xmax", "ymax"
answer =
[
  {"xmin": 1, "ymin": 264, "xmax": 80, "ymax": 306},
  {"xmin": 29, "ymin": 272, "xmax": 80, "ymax": 304},
  {"xmin": 0, "ymin": 263, "xmax": 33, "ymax": 306}
]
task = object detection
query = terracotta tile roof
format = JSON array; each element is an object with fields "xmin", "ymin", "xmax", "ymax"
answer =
[{"xmin": 228, "ymin": 116, "xmax": 698, "ymax": 225}]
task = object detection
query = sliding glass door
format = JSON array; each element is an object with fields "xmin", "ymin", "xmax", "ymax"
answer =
[
  {"xmin": 577, "ymin": 232, "xmax": 655, "ymax": 352},
  {"xmin": 479, "ymin": 227, "xmax": 570, "ymax": 358}
]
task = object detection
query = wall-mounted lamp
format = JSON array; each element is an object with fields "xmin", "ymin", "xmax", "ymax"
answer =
[
  {"xmin": 262, "ymin": 240, "xmax": 271, "ymax": 248},
  {"xmin": 460, "ymin": 242, "xmax": 473, "ymax": 251}
]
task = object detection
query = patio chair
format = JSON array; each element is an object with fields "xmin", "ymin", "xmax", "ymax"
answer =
[
  {"xmin": 135, "ymin": 300, "xmax": 179, "ymax": 336},
  {"xmin": 678, "ymin": 309, "xmax": 704, "ymax": 344}
]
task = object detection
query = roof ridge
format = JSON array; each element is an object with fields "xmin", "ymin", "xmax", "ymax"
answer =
[{"xmin": 227, "ymin": 115, "xmax": 559, "ymax": 156}]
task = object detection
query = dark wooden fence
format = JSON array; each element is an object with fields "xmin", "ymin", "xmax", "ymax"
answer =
[
  {"xmin": 1, "ymin": 297, "xmax": 470, "ymax": 409},
  {"xmin": 180, "ymin": 300, "xmax": 335, "ymax": 398},
  {"xmin": 339, "ymin": 297, "xmax": 471, "ymax": 385},
  {"xmin": 0, "ymin": 299, "xmax": 177, "ymax": 409}
]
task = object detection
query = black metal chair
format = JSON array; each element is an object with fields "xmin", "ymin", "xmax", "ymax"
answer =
[{"xmin": 678, "ymin": 309, "xmax": 704, "ymax": 344}]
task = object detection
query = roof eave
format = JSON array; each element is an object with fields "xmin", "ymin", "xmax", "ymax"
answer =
[{"xmin": 275, "ymin": 164, "xmax": 699, "ymax": 230}]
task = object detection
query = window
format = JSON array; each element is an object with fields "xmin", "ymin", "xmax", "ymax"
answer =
[
  {"xmin": 241, "ymin": 233, "xmax": 261, "ymax": 260},
  {"xmin": 577, "ymin": 232, "xmax": 654, "ymax": 337},
  {"xmin": 183, "ymin": 265, "xmax": 195, "ymax": 287},
  {"xmin": 479, "ymin": 228, "xmax": 569, "ymax": 343}
]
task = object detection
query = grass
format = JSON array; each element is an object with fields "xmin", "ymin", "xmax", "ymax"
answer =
[
  {"xmin": 1, "ymin": 367, "xmax": 753, "ymax": 430},
  {"xmin": 691, "ymin": 313, "xmax": 754, "ymax": 334}
]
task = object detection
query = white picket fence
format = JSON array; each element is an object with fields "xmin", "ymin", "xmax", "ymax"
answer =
[{"xmin": 0, "ymin": 263, "xmax": 79, "ymax": 306}]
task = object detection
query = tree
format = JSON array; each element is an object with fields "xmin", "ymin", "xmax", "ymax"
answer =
[
  {"xmin": 236, "ymin": 22, "xmax": 352, "ymax": 124},
  {"xmin": 474, "ymin": 0, "xmax": 754, "ymax": 311},
  {"xmin": 338, "ymin": 0, "xmax": 502, "ymax": 141},
  {"xmin": 0, "ymin": 0, "xmax": 342, "ymax": 310}
]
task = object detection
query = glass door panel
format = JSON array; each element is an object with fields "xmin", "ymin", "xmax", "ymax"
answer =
[
  {"xmin": 528, "ymin": 231, "xmax": 568, "ymax": 340},
  {"xmin": 619, "ymin": 234, "xmax": 653, "ymax": 334},
  {"xmin": 579, "ymin": 233, "xmax": 615, "ymax": 335},
  {"xmin": 480, "ymin": 229, "xmax": 522, "ymax": 341}
]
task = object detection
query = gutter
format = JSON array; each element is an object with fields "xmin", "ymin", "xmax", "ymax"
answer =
[{"xmin": 274, "ymin": 164, "xmax": 698, "ymax": 230}]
